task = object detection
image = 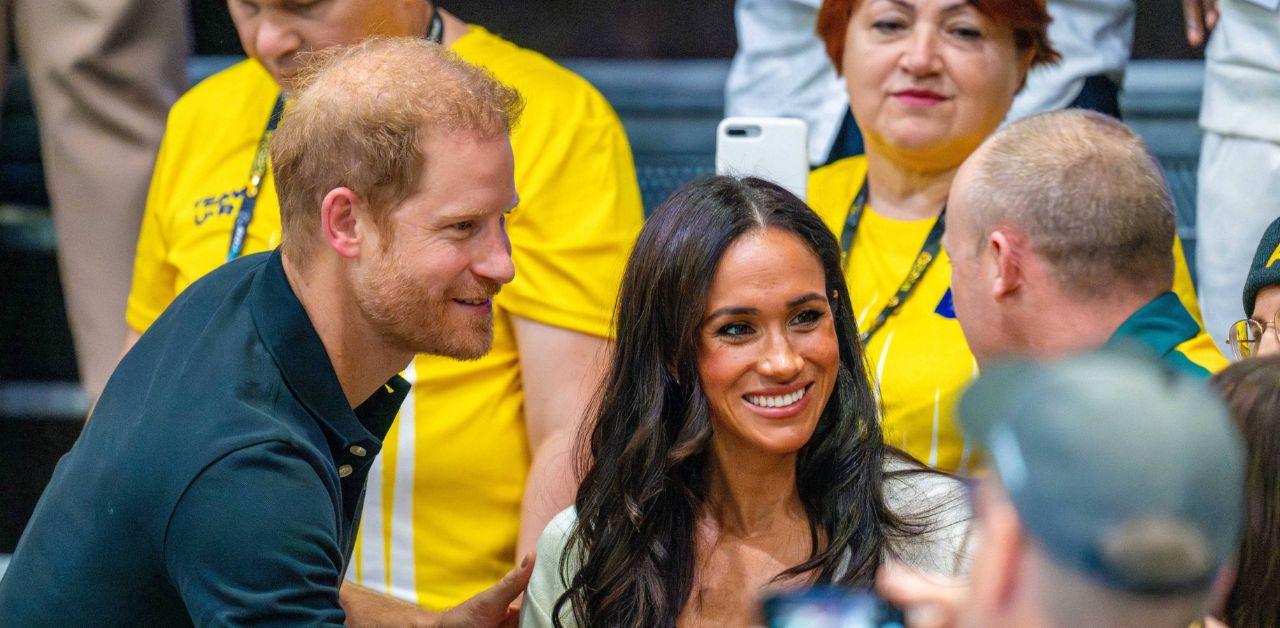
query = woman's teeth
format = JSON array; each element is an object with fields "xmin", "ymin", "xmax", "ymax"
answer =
[{"xmin": 745, "ymin": 387, "xmax": 806, "ymax": 408}]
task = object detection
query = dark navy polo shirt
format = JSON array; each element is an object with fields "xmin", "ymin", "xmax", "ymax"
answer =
[{"xmin": 0, "ymin": 250, "xmax": 408, "ymax": 626}]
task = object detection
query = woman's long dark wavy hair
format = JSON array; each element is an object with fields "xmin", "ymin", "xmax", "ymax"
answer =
[
  {"xmin": 1212, "ymin": 357, "xmax": 1280, "ymax": 628},
  {"xmin": 552, "ymin": 176, "xmax": 916, "ymax": 626}
]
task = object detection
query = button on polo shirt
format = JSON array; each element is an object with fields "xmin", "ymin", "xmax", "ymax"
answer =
[{"xmin": 0, "ymin": 250, "xmax": 408, "ymax": 626}]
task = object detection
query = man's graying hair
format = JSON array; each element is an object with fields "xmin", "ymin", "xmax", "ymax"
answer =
[
  {"xmin": 271, "ymin": 37, "xmax": 524, "ymax": 264},
  {"xmin": 963, "ymin": 109, "xmax": 1176, "ymax": 298}
]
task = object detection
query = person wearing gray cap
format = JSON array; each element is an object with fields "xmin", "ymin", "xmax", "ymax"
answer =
[{"xmin": 878, "ymin": 349, "xmax": 1246, "ymax": 627}]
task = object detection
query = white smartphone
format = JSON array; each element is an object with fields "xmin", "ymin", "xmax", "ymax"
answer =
[{"xmin": 715, "ymin": 116, "xmax": 810, "ymax": 201}]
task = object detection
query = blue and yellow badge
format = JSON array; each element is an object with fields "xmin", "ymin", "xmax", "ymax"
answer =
[{"xmin": 935, "ymin": 288, "xmax": 956, "ymax": 319}]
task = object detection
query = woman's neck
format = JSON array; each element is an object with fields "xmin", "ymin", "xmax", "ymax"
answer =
[
  {"xmin": 705, "ymin": 445, "xmax": 804, "ymax": 538},
  {"xmin": 863, "ymin": 149, "xmax": 959, "ymax": 221}
]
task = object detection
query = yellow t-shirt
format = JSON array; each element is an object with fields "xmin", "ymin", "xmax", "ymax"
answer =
[
  {"xmin": 127, "ymin": 27, "xmax": 644, "ymax": 609},
  {"xmin": 807, "ymin": 156, "xmax": 1207, "ymax": 473}
]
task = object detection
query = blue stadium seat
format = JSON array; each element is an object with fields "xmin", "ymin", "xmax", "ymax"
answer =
[
  {"xmin": 561, "ymin": 59, "xmax": 724, "ymax": 212},
  {"xmin": 1120, "ymin": 60, "xmax": 1205, "ymax": 278}
]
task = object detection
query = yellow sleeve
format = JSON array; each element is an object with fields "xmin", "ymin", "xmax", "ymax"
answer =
[
  {"xmin": 498, "ymin": 106, "xmax": 644, "ymax": 339},
  {"xmin": 125, "ymin": 118, "xmax": 180, "ymax": 333},
  {"xmin": 1171, "ymin": 235, "xmax": 1205, "ymax": 329}
]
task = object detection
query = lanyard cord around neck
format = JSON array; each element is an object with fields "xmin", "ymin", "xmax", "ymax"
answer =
[
  {"xmin": 226, "ymin": 95, "xmax": 285, "ymax": 262},
  {"xmin": 839, "ymin": 173, "xmax": 947, "ymax": 344},
  {"xmin": 226, "ymin": 5, "xmax": 446, "ymax": 261}
]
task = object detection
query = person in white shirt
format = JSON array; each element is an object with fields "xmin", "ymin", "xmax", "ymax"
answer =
[{"xmin": 1189, "ymin": 0, "xmax": 1280, "ymax": 354}]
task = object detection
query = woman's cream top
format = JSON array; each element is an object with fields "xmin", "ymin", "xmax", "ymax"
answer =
[{"xmin": 519, "ymin": 456, "xmax": 972, "ymax": 627}]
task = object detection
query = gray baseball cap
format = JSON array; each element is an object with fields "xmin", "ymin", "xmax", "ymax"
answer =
[{"xmin": 959, "ymin": 348, "xmax": 1245, "ymax": 594}]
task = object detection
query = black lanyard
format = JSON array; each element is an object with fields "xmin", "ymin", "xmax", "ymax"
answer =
[
  {"xmin": 840, "ymin": 174, "xmax": 946, "ymax": 344},
  {"xmin": 226, "ymin": 5, "xmax": 445, "ymax": 261},
  {"xmin": 226, "ymin": 95, "xmax": 285, "ymax": 261}
]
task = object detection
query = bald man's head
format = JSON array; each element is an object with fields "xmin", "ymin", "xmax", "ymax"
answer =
[{"xmin": 953, "ymin": 109, "xmax": 1176, "ymax": 299}]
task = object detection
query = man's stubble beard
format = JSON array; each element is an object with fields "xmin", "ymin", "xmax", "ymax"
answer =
[{"xmin": 353, "ymin": 247, "xmax": 498, "ymax": 362}]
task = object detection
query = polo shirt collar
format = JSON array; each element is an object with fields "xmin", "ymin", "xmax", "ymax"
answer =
[
  {"xmin": 249, "ymin": 250, "xmax": 408, "ymax": 458},
  {"xmin": 1106, "ymin": 291, "xmax": 1200, "ymax": 359}
]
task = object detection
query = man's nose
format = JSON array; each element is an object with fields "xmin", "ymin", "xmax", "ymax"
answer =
[
  {"xmin": 474, "ymin": 220, "xmax": 516, "ymax": 286},
  {"xmin": 253, "ymin": 17, "xmax": 302, "ymax": 62}
]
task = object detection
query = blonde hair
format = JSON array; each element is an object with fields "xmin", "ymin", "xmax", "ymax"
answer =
[
  {"xmin": 270, "ymin": 36, "xmax": 524, "ymax": 261},
  {"xmin": 963, "ymin": 110, "xmax": 1176, "ymax": 298}
]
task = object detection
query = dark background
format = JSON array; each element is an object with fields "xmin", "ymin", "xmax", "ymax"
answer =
[{"xmin": 190, "ymin": 1, "xmax": 1203, "ymax": 59}]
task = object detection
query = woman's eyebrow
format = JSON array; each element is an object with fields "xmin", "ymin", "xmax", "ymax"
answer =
[
  {"xmin": 788, "ymin": 293, "xmax": 826, "ymax": 308},
  {"xmin": 704, "ymin": 294, "xmax": 826, "ymax": 320},
  {"xmin": 705, "ymin": 306, "xmax": 758, "ymax": 320},
  {"xmin": 941, "ymin": 2, "xmax": 975, "ymax": 17}
]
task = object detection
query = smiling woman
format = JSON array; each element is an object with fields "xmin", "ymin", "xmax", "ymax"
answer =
[
  {"xmin": 696, "ymin": 228, "xmax": 841, "ymax": 458},
  {"xmin": 520, "ymin": 176, "xmax": 972, "ymax": 627}
]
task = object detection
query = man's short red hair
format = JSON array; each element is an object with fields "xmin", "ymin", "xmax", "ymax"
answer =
[{"xmin": 816, "ymin": 0, "xmax": 1061, "ymax": 74}]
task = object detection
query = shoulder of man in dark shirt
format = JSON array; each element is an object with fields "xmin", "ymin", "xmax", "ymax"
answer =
[
  {"xmin": 166, "ymin": 440, "xmax": 348, "ymax": 626},
  {"xmin": 0, "ymin": 253, "xmax": 350, "ymax": 626}
]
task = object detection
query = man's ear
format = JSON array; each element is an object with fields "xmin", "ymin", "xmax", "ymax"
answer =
[
  {"xmin": 320, "ymin": 187, "xmax": 364, "ymax": 259},
  {"xmin": 983, "ymin": 484, "xmax": 1027, "ymax": 611},
  {"xmin": 989, "ymin": 229, "xmax": 1022, "ymax": 301}
]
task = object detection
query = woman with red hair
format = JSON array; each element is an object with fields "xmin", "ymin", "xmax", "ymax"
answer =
[{"xmin": 806, "ymin": 0, "xmax": 1203, "ymax": 473}]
